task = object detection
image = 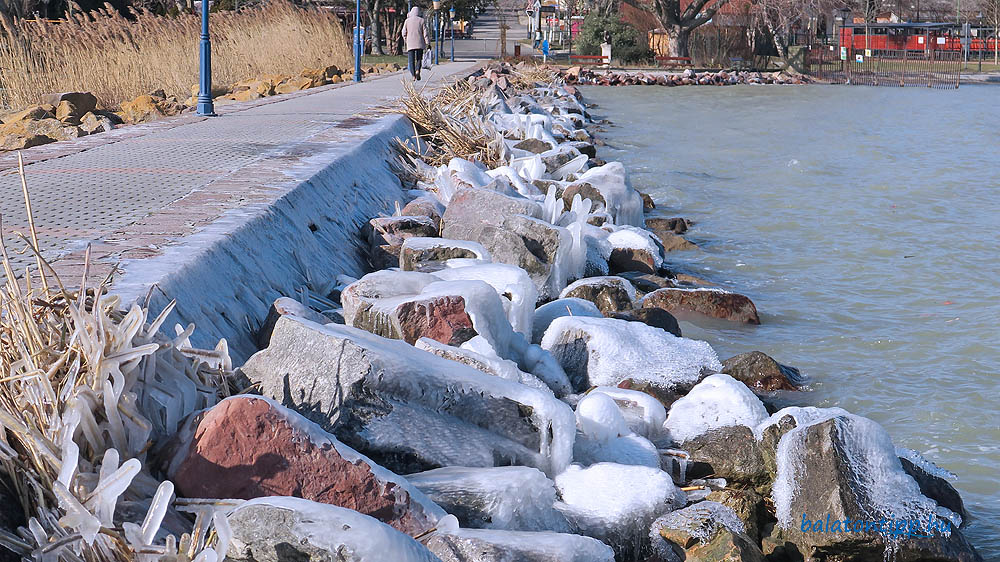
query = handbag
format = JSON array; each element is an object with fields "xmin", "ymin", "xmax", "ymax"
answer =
[{"xmin": 422, "ymin": 49, "xmax": 433, "ymax": 69}]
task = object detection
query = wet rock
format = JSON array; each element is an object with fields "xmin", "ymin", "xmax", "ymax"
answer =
[
  {"xmin": 568, "ymin": 140, "xmax": 597, "ymax": 158},
  {"xmin": 678, "ymin": 425, "xmax": 770, "ymax": 490},
  {"xmin": 643, "ymin": 288, "xmax": 760, "ymax": 324},
  {"xmin": 609, "ymin": 247, "xmax": 658, "ymax": 275},
  {"xmin": 514, "ymin": 138, "xmax": 553, "ymax": 153},
  {"xmin": 400, "ymin": 237, "xmax": 490, "ymax": 272},
  {"xmin": 226, "ymin": 498, "xmax": 441, "ymax": 562},
  {"xmin": 426, "ymin": 528, "xmax": 614, "ymax": 562},
  {"xmin": 640, "ymin": 192, "xmax": 655, "ymax": 211},
  {"xmin": 899, "ymin": 456, "xmax": 970, "ymax": 524},
  {"xmin": 609, "ymin": 308, "xmax": 681, "ymax": 337},
  {"xmin": 651, "ymin": 502, "xmax": 764, "ymax": 562},
  {"xmin": 161, "ymin": 395, "xmax": 443, "ymax": 535},
  {"xmin": 239, "ymin": 316, "xmax": 575, "ymax": 475},
  {"xmin": 559, "ymin": 276, "xmax": 635, "ymax": 314},
  {"xmin": 721, "ymin": 351, "xmax": 801, "ymax": 391},
  {"xmin": 645, "ymin": 217, "xmax": 690, "ymax": 234},
  {"xmin": 257, "ymin": 296, "xmax": 331, "ymax": 348},
  {"xmin": 650, "ymin": 230, "xmax": 697, "ymax": 252},
  {"xmin": 762, "ymin": 416, "xmax": 982, "ymax": 562},
  {"xmin": 370, "ymin": 242, "xmax": 402, "ymax": 269},
  {"xmin": 617, "ymin": 271, "xmax": 676, "ymax": 297}
]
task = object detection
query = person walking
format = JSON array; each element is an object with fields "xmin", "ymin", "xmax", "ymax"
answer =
[{"xmin": 402, "ymin": 6, "xmax": 431, "ymax": 80}]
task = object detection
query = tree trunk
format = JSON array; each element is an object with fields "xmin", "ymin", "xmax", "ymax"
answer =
[
  {"xmin": 371, "ymin": 0, "xmax": 386, "ymax": 55},
  {"xmin": 664, "ymin": 25, "xmax": 691, "ymax": 58},
  {"xmin": 500, "ymin": 24, "xmax": 508, "ymax": 57}
]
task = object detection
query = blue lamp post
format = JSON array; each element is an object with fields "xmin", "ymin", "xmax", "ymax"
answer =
[
  {"xmin": 433, "ymin": 0, "xmax": 441, "ymax": 64},
  {"xmin": 196, "ymin": 0, "xmax": 215, "ymax": 116},
  {"xmin": 449, "ymin": 6, "xmax": 455, "ymax": 61},
  {"xmin": 354, "ymin": 0, "xmax": 362, "ymax": 82}
]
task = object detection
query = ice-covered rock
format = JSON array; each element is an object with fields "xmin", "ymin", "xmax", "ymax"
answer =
[
  {"xmin": 226, "ymin": 497, "xmax": 442, "ymax": 562},
  {"xmin": 400, "ymin": 237, "xmax": 491, "ymax": 272},
  {"xmin": 554, "ymin": 463, "xmax": 685, "ymax": 558},
  {"xmin": 572, "ymin": 393, "xmax": 660, "ymax": 466},
  {"xmin": 256, "ymin": 296, "xmax": 331, "ymax": 348},
  {"xmin": 664, "ymin": 374, "xmax": 768, "ymax": 444},
  {"xmin": 897, "ymin": 449, "xmax": 970, "ymax": 523},
  {"xmin": 650, "ymin": 501, "xmax": 763, "ymax": 562},
  {"xmin": 764, "ymin": 412, "xmax": 981, "ymax": 562},
  {"xmin": 415, "ymin": 337, "xmax": 550, "ymax": 393},
  {"xmin": 676, "ymin": 425, "xmax": 770, "ymax": 490},
  {"xmin": 540, "ymin": 316, "xmax": 721, "ymax": 393},
  {"xmin": 643, "ymin": 287, "xmax": 761, "ymax": 325},
  {"xmin": 590, "ymin": 386, "xmax": 667, "ymax": 440},
  {"xmin": 606, "ymin": 225, "xmax": 664, "ymax": 274},
  {"xmin": 575, "ymin": 392, "xmax": 629, "ymax": 442},
  {"xmin": 347, "ymin": 279, "xmax": 481, "ymax": 347},
  {"xmin": 425, "ymin": 528, "xmax": 614, "ymax": 562},
  {"xmin": 571, "ymin": 162, "xmax": 644, "ymax": 227},
  {"xmin": 160, "ymin": 395, "xmax": 444, "ymax": 535},
  {"xmin": 531, "ymin": 297, "xmax": 603, "ymax": 344},
  {"xmin": 441, "ymin": 188, "xmax": 542, "ymax": 242},
  {"xmin": 436, "ymin": 262, "xmax": 536, "ymax": 337},
  {"xmin": 402, "ymin": 195, "xmax": 445, "ymax": 230},
  {"xmin": 705, "ymin": 488, "xmax": 767, "ymax": 542},
  {"xmin": 558, "ymin": 276, "xmax": 636, "ymax": 314},
  {"xmin": 239, "ymin": 317, "xmax": 576, "ymax": 475},
  {"xmin": 406, "ymin": 466, "xmax": 570, "ymax": 532}
]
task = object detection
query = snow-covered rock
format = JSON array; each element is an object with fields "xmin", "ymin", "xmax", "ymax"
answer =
[
  {"xmin": 663, "ymin": 374, "xmax": 768, "ymax": 444},
  {"xmin": 554, "ymin": 463, "xmax": 685, "ymax": 558},
  {"xmin": 606, "ymin": 225, "xmax": 664, "ymax": 274},
  {"xmin": 571, "ymin": 162, "xmax": 644, "ymax": 227},
  {"xmin": 532, "ymin": 298, "xmax": 603, "ymax": 344},
  {"xmin": 239, "ymin": 317, "xmax": 576, "ymax": 475},
  {"xmin": 407, "ymin": 466, "xmax": 570, "ymax": 532},
  {"xmin": 558, "ymin": 276, "xmax": 636, "ymax": 314},
  {"xmin": 540, "ymin": 316, "xmax": 721, "ymax": 393},
  {"xmin": 415, "ymin": 337, "xmax": 551, "ymax": 393},
  {"xmin": 425, "ymin": 528, "xmax": 614, "ymax": 562},
  {"xmin": 590, "ymin": 386, "xmax": 667, "ymax": 440},
  {"xmin": 226, "ymin": 497, "xmax": 442, "ymax": 562},
  {"xmin": 400, "ymin": 237, "xmax": 491, "ymax": 272}
]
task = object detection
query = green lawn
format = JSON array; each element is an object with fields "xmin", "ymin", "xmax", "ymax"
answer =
[{"xmin": 361, "ymin": 55, "xmax": 408, "ymax": 66}]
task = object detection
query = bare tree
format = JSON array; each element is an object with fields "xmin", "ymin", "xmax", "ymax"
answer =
[
  {"xmin": 751, "ymin": 0, "xmax": 844, "ymax": 64},
  {"xmin": 984, "ymin": 0, "xmax": 1000, "ymax": 62},
  {"xmin": 494, "ymin": 0, "xmax": 521, "ymax": 57},
  {"xmin": 649, "ymin": 0, "xmax": 733, "ymax": 56}
]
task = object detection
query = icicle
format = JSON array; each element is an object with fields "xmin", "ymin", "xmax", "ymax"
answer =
[
  {"xmin": 53, "ymin": 482, "xmax": 101, "ymax": 544},
  {"xmin": 141, "ymin": 481, "xmax": 174, "ymax": 545},
  {"xmin": 87, "ymin": 458, "xmax": 140, "ymax": 526},
  {"xmin": 212, "ymin": 511, "xmax": 232, "ymax": 561}
]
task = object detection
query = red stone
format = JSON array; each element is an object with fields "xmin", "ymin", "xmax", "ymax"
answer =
[
  {"xmin": 165, "ymin": 396, "xmax": 437, "ymax": 535},
  {"xmin": 395, "ymin": 295, "xmax": 477, "ymax": 346},
  {"xmin": 643, "ymin": 288, "xmax": 760, "ymax": 325}
]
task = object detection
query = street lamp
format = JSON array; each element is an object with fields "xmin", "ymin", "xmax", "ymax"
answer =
[
  {"xmin": 450, "ymin": 5, "xmax": 456, "ymax": 61},
  {"xmin": 433, "ymin": 0, "xmax": 441, "ymax": 64},
  {"xmin": 354, "ymin": 0, "xmax": 362, "ymax": 82},
  {"xmin": 196, "ymin": 0, "xmax": 215, "ymax": 116}
]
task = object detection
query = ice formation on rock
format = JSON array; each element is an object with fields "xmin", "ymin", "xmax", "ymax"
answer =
[
  {"xmin": 437, "ymin": 262, "xmax": 537, "ymax": 337},
  {"xmin": 590, "ymin": 387, "xmax": 667, "ymax": 440},
  {"xmin": 649, "ymin": 501, "xmax": 747, "ymax": 560},
  {"xmin": 554, "ymin": 463, "xmax": 685, "ymax": 557},
  {"xmin": 406, "ymin": 466, "xmax": 570, "ymax": 532},
  {"xmin": 541, "ymin": 316, "xmax": 722, "ymax": 392},
  {"xmin": 426, "ymin": 528, "xmax": 615, "ymax": 562},
  {"xmin": 605, "ymin": 225, "xmax": 664, "ymax": 270},
  {"xmin": 531, "ymin": 298, "xmax": 603, "ymax": 344},
  {"xmin": 664, "ymin": 374, "xmax": 769, "ymax": 444},
  {"xmin": 572, "ymin": 163, "xmax": 644, "ymax": 227}
]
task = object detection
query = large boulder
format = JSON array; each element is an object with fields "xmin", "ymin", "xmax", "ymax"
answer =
[
  {"xmin": 617, "ymin": 271, "xmax": 676, "ymax": 297},
  {"xmin": 367, "ymin": 215, "xmax": 439, "ymax": 245},
  {"xmin": 238, "ymin": 316, "xmax": 576, "ymax": 476},
  {"xmin": 79, "ymin": 112, "xmax": 116, "ymax": 135},
  {"xmin": 558, "ymin": 276, "xmax": 635, "ymax": 314},
  {"xmin": 426, "ymin": 528, "xmax": 614, "ymax": 562},
  {"xmin": 606, "ymin": 226, "xmax": 663, "ymax": 275},
  {"xmin": 256, "ymin": 296, "xmax": 331, "ymax": 348},
  {"xmin": 541, "ymin": 316, "xmax": 720, "ymax": 393},
  {"xmin": 406, "ymin": 466, "xmax": 570, "ymax": 532},
  {"xmin": 0, "ymin": 104, "xmax": 54, "ymax": 124},
  {"xmin": 650, "ymin": 502, "xmax": 764, "ymax": 562},
  {"xmin": 414, "ymin": 338, "xmax": 550, "ymax": 392},
  {"xmin": 721, "ymin": 351, "xmax": 802, "ymax": 391},
  {"xmin": 764, "ymin": 414, "xmax": 982, "ymax": 562},
  {"xmin": 441, "ymin": 188, "xmax": 541, "ymax": 242},
  {"xmin": 645, "ymin": 217, "xmax": 690, "ymax": 235},
  {"xmin": 677, "ymin": 425, "xmax": 770, "ymax": 491},
  {"xmin": 532, "ymin": 298, "xmax": 604, "ymax": 344},
  {"xmin": 663, "ymin": 374, "xmax": 769, "ymax": 445},
  {"xmin": 899, "ymin": 454, "xmax": 970, "ymax": 524},
  {"xmin": 226, "ymin": 497, "xmax": 442, "ymax": 562},
  {"xmin": 39, "ymin": 92, "xmax": 97, "ymax": 115},
  {"xmin": 161, "ymin": 396, "xmax": 444, "ymax": 535},
  {"xmin": 643, "ymin": 288, "xmax": 761, "ymax": 325},
  {"xmin": 609, "ymin": 308, "xmax": 681, "ymax": 337}
]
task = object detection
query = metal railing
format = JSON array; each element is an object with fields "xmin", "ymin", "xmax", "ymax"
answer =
[{"xmin": 807, "ymin": 45, "xmax": 962, "ymax": 88}]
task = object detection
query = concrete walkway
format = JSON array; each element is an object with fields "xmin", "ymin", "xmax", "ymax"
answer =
[{"xmin": 0, "ymin": 60, "xmax": 480, "ymax": 286}]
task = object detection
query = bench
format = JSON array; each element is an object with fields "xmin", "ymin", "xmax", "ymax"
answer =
[
  {"xmin": 569, "ymin": 54, "xmax": 609, "ymax": 66},
  {"xmin": 656, "ymin": 56, "xmax": 693, "ymax": 68},
  {"xmin": 729, "ymin": 56, "xmax": 748, "ymax": 70}
]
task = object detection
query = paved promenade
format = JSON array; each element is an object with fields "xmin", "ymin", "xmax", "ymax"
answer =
[{"xmin": 0, "ymin": 60, "xmax": 480, "ymax": 287}]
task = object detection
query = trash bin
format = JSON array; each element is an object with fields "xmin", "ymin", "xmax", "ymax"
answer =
[{"xmin": 514, "ymin": 44, "xmax": 521, "ymax": 57}]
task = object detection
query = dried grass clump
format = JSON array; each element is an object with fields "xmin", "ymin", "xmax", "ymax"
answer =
[
  {"xmin": 0, "ymin": 1, "xmax": 351, "ymax": 111},
  {"xmin": 0, "ymin": 157, "xmax": 236, "ymax": 560}
]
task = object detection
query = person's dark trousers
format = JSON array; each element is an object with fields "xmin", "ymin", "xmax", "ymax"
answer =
[{"xmin": 407, "ymin": 48, "xmax": 424, "ymax": 79}]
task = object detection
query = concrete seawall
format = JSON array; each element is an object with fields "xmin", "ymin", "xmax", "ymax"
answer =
[{"xmin": 110, "ymin": 114, "xmax": 413, "ymax": 363}]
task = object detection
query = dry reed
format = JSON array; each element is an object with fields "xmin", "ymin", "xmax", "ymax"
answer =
[
  {"xmin": 0, "ymin": 1, "xmax": 351, "ymax": 112},
  {"xmin": 0, "ymin": 158, "xmax": 237, "ymax": 559}
]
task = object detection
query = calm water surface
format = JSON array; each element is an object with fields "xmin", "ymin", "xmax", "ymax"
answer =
[{"xmin": 583, "ymin": 84, "xmax": 999, "ymax": 557}]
